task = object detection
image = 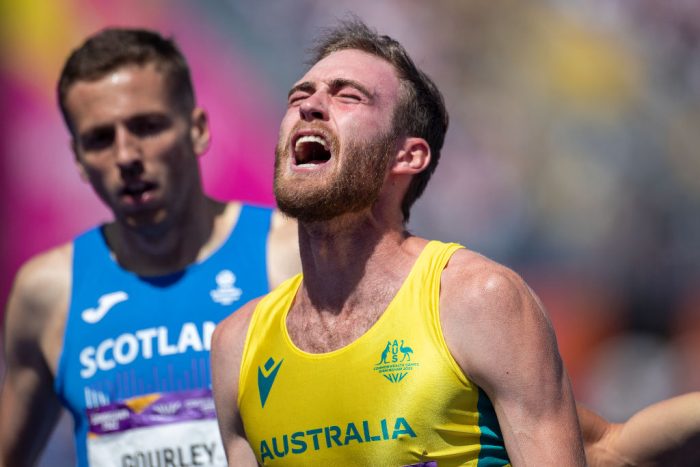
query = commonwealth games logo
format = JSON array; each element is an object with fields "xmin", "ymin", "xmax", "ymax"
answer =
[
  {"xmin": 373, "ymin": 339, "xmax": 419, "ymax": 383},
  {"xmin": 210, "ymin": 269, "xmax": 242, "ymax": 305}
]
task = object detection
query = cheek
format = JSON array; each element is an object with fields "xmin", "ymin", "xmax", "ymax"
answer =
[
  {"xmin": 279, "ymin": 113, "xmax": 297, "ymax": 140},
  {"xmin": 80, "ymin": 160, "xmax": 114, "ymax": 184},
  {"xmin": 156, "ymin": 144, "xmax": 199, "ymax": 185},
  {"xmin": 143, "ymin": 138, "xmax": 190, "ymax": 170},
  {"xmin": 337, "ymin": 109, "xmax": 388, "ymax": 136},
  {"xmin": 79, "ymin": 165, "xmax": 118, "ymax": 202}
]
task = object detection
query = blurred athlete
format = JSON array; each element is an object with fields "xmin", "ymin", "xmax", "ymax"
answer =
[
  {"xmin": 211, "ymin": 18, "xmax": 585, "ymax": 466},
  {"xmin": 0, "ymin": 28, "xmax": 299, "ymax": 467}
]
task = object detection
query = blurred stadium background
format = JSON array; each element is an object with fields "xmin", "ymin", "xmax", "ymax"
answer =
[{"xmin": 1, "ymin": 0, "xmax": 699, "ymax": 464}]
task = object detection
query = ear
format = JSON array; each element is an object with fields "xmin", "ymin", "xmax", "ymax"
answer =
[
  {"xmin": 391, "ymin": 137, "xmax": 431, "ymax": 175},
  {"xmin": 190, "ymin": 107, "xmax": 211, "ymax": 156},
  {"xmin": 71, "ymin": 138, "xmax": 90, "ymax": 183}
]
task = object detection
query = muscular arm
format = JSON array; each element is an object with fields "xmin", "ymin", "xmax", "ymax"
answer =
[
  {"xmin": 210, "ymin": 299, "xmax": 260, "ymax": 466},
  {"xmin": 580, "ymin": 393, "xmax": 700, "ymax": 467},
  {"xmin": 0, "ymin": 247, "xmax": 71, "ymax": 467},
  {"xmin": 441, "ymin": 251, "xmax": 585, "ymax": 466}
]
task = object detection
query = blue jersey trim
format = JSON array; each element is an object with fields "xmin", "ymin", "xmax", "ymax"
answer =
[{"xmin": 477, "ymin": 387, "xmax": 510, "ymax": 465}]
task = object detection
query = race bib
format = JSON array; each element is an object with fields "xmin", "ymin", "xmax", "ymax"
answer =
[{"xmin": 86, "ymin": 389, "xmax": 226, "ymax": 466}]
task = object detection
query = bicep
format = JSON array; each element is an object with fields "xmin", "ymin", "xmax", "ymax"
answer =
[{"xmin": 482, "ymin": 312, "xmax": 580, "ymax": 464}]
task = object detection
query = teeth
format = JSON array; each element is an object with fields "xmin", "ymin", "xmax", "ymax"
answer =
[{"xmin": 295, "ymin": 135, "xmax": 327, "ymax": 151}]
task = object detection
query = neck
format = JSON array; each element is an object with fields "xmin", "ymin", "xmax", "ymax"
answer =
[
  {"xmin": 105, "ymin": 194, "xmax": 231, "ymax": 276},
  {"xmin": 297, "ymin": 208, "xmax": 415, "ymax": 313}
]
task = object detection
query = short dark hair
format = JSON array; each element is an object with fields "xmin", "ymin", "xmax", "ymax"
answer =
[
  {"xmin": 310, "ymin": 18, "xmax": 449, "ymax": 223},
  {"xmin": 58, "ymin": 27, "xmax": 195, "ymax": 134}
]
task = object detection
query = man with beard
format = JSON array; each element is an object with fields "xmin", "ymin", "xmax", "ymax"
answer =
[
  {"xmin": 0, "ymin": 28, "xmax": 299, "ymax": 466},
  {"xmin": 210, "ymin": 18, "xmax": 584, "ymax": 466},
  {"xmin": 211, "ymin": 19, "xmax": 700, "ymax": 467}
]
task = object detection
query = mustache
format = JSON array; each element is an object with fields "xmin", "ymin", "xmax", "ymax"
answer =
[{"xmin": 282, "ymin": 121, "xmax": 337, "ymax": 151}]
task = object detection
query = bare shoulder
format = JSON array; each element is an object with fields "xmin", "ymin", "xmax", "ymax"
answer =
[
  {"xmin": 270, "ymin": 209, "xmax": 296, "ymax": 232},
  {"xmin": 438, "ymin": 248, "xmax": 583, "ymax": 463},
  {"xmin": 266, "ymin": 211, "xmax": 300, "ymax": 289},
  {"xmin": 211, "ymin": 298, "xmax": 262, "ymax": 409},
  {"xmin": 6, "ymin": 243, "xmax": 72, "ymax": 325},
  {"xmin": 439, "ymin": 248, "xmax": 557, "ymax": 386},
  {"xmin": 4, "ymin": 242, "xmax": 73, "ymax": 370},
  {"xmin": 211, "ymin": 297, "xmax": 263, "ymax": 358},
  {"xmin": 440, "ymin": 248, "xmax": 540, "ymax": 320}
]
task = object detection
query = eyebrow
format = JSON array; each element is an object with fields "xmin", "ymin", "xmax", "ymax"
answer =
[
  {"xmin": 78, "ymin": 122, "xmax": 114, "ymax": 138},
  {"xmin": 287, "ymin": 78, "xmax": 374, "ymax": 101},
  {"xmin": 78, "ymin": 112, "xmax": 170, "ymax": 133},
  {"xmin": 288, "ymin": 81, "xmax": 315, "ymax": 99}
]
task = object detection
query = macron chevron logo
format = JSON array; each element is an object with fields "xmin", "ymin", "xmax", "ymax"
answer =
[{"xmin": 258, "ymin": 357, "xmax": 283, "ymax": 408}]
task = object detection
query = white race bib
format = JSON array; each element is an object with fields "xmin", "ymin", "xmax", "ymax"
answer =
[{"xmin": 86, "ymin": 389, "xmax": 226, "ymax": 466}]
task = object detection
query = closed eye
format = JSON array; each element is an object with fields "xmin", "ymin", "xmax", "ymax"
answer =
[
  {"xmin": 337, "ymin": 93, "xmax": 363, "ymax": 103},
  {"xmin": 288, "ymin": 82, "xmax": 315, "ymax": 107},
  {"xmin": 288, "ymin": 92, "xmax": 309, "ymax": 107},
  {"xmin": 329, "ymin": 79, "xmax": 373, "ymax": 103}
]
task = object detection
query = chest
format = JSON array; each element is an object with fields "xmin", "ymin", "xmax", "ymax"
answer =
[
  {"xmin": 239, "ymin": 302, "xmax": 491, "ymax": 466},
  {"xmin": 284, "ymin": 309, "xmax": 380, "ymax": 353},
  {"xmin": 285, "ymin": 284, "xmax": 399, "ymax": 353},
  {"xmin": 56, "ymin": 247, "xmax": 270, "ymax": 410}
]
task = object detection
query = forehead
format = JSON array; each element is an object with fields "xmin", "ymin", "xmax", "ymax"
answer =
[
  {"xmin": 65, "ymin": 64, "xmax": 175, "ymax": 131},
  {"xmin": 300, "ymin": 49, "xmax": 402, "ymax": 99}
]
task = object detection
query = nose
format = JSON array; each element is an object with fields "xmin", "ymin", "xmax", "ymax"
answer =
[
  {"xmin": 114, "ymin": 126, "xmax": 143, "ymax": 178},
  {"xmin": 299, "ymin": 91, "xmax": 329, "ymax": 122}
]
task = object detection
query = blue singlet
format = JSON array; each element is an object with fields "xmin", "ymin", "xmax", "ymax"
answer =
[{"xmin": 54, "ymin": 204, "xmax": 273, "ymax": 467}]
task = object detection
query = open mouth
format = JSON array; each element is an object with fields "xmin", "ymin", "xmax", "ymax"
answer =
[
  {"xmin": 120, "ymin": 181, "xmax": 157, "ymax": 203},
  {"xmin": 293, "ymin": 134, "xmax": 331, "ymax": 167}
]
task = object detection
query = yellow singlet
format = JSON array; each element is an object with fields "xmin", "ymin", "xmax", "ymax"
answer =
[{"xmin": 238, "ymin": 241, "xmax": 511, "ymax": 466}]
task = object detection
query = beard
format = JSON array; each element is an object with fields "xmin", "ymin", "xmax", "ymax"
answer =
[{"xmin": 274, "ymin": 124, "xmax": 396, "ymax": 223}]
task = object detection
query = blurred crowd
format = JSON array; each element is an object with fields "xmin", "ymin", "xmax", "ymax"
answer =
[
  {"xmin": 1, "ymin": 0, "xmax": 699, "ymax": 464},
  {"xmin": 404, "ymin": 0, "xmax": 700, "ymax": 418}
]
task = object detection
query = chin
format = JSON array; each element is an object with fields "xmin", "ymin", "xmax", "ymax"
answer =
[{"xmin": 122, "ymin": 208, "xmax": 170, "ymax": 230}]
